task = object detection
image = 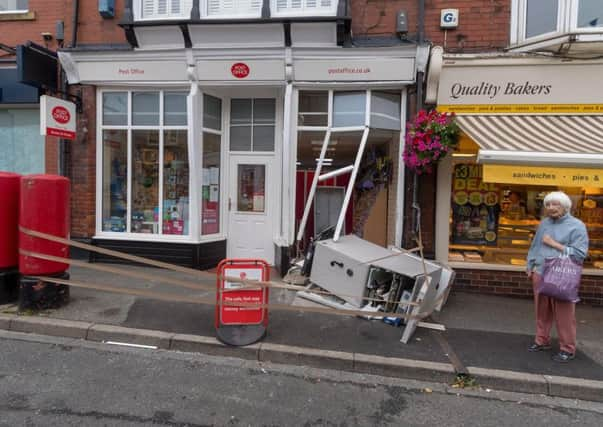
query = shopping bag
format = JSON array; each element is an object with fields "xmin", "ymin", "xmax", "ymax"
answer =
[{"xmin": 538, "ymin": 256, "xmax": 582, "ymax": 302}]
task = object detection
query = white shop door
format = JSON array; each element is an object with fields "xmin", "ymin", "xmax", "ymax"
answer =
[{"xmin": 227, "ymin": 155, "xmax": 275, "ymax": 264}]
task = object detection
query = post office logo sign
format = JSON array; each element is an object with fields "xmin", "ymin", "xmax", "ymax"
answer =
[{"xmin": 231, "ymin": 63, "xmax": 250, "ymax": 79}]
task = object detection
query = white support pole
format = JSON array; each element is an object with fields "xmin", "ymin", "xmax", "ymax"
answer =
[
  {"xmin": 333, "ymin": 126, "xmax": 370, "ymax": 242},
  {"xmin": 318, "ymin": 165, "xmax": 354, "ymax": 182},
  {"xmin": 296, "ymin": 129, "xmax": 332, "ymax": 242}
]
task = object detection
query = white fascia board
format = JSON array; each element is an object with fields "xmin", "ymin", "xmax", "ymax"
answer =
[
  {"xmin": 478, "ymin": 150, "xmax": 603, "ymax": 167},
  {"xmin": 291, "ymin": 46, "xmax": 418, "ymax": 59}
]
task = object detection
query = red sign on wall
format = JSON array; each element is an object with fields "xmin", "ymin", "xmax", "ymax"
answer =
[{"xmin": 231, "ymin": 62, "xmax": 250, "ymax": 79}]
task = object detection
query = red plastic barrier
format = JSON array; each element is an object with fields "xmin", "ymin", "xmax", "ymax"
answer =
[
  {"xmin": 0, "ymin": 172, "xmax": 21, "ymax": 269},
  {"xmin": 19, "ymin": 175, "xmax": 70, "ymax": 275}
]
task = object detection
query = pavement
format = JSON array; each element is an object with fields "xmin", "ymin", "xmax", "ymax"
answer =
[{"xmin": 1, "ymin": 263, "xmax": 603, "ymax": 403}]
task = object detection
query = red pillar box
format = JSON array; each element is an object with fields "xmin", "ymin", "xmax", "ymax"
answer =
[
  {"xmin": 215, "ymin": 259, "xmax": 270, "ymax": 346},
  {"xmin": 0, "ymin": 172, "xmax": 20, "ymax": 269},
  {"xmin": 19, "ymin": 174, "xmax": 70, "ymax": 275},
  {"xmin": 0, "ymin": 172, "xmax": 20, "ymax": 303}
]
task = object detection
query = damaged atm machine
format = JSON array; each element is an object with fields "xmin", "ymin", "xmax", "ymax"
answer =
[{"xmin": 293, "ymin": 128, "xmax": 455, "ymax": 344}]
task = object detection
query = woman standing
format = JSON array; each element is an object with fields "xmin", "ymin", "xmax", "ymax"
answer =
[{"xmin": 526, "ymin": 191, "xmax": 589, "ymax": 363}]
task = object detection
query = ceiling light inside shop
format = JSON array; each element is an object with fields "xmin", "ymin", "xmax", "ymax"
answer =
[{"xmin": 452, "ymin": 153, "xmax": 477, "ymax": 157}]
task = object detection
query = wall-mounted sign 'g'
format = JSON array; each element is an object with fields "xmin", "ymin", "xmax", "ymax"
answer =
[
  {"xmin": 40, "ymin": 95, "xmax": 76, "ymax": 140},
  {"xmin": 231, "ymin": 62, "xmax": 250, "ymax": 79}
]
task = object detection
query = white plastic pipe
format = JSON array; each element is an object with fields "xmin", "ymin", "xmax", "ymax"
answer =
[
  {"xmin": 333, "ymin": 126, "xmax": 370, "ymax": 242},
  {"xmin": 318, "ymin": 165, "xmax": 354, "ymax": 182},
  {"xmin": 296, "ymin": 129, "xmax": 332, "ymax": 242}
]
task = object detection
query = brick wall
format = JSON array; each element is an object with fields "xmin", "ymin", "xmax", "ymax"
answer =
[
  {"xmin": 351, "ymin": 0, "xmax": 511, "ymax": 52},
  {"xmin": 453, "ymin": 268, "xmax": 603, "ymax": 306},
  {"xmin": 66, "ymin": 85, "xmax": 97, "ymax": 238},
  {"xmin": 0, "ymin": 1, "xmax": 125, "ymax": 49}
]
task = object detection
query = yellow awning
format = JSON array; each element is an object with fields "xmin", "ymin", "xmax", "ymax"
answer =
[
  {"xmin": 483, "ymin": 164, "xmax": 603, "ymax": 188},
  {"xmin": 456, "ymin": 115, "xmax": 603, "ymax": 167}
]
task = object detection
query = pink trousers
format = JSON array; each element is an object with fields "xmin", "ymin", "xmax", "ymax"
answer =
[{"xmin": 532, "ymin": 272, "xmax": 576, "ymax": 354}]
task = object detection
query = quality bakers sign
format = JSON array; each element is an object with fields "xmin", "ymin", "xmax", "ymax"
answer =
[
  {"xmin": 40, "ymin": 95, "xmax": 76, "ymax": 140},
  {"xmin": 437, "ymin": 60, "xmax": 603, "ymax": 114}
]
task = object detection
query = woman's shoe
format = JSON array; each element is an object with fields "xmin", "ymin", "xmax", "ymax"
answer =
[
  {"xmin": 552, "ymin": 351, "xmax": 575, "ymax": 363},
  {"xmin": 528, "ymin": 343, "xmax": 551, "ymax": 352}
]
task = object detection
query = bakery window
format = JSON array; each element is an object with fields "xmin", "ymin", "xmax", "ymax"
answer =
[{"xmin": 448, "ymin": 157, "xmax": 603, "ymax": 270}]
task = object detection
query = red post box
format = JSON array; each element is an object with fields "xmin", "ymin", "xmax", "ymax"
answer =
[
  {"xmin": 19, "ymin": 174, "xmax": 70, "ymax": 275},
  {"xmin": 0, "ymin": 172, "xmax": 20, "ymax": 269}
]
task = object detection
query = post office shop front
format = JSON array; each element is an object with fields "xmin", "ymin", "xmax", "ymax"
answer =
[
  {"xmin": 58, "ymin": 21, "xmax": 420, "ymax": 270},
  {"xmin": 430, "ymin": 55, "xmax": 603, "ymax": 305}
]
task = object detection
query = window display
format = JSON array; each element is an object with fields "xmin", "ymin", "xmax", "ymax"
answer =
[
  {"xmin": 163, "ymin": 130, "xmax": 189, "ymax": 235},
  {"xmin": 99, "ymin": 90, "xmax": 189, "ymax": 236},
  {"xmin": 132, "ymin": 130, "xmax": 159, "ymax": 234},
  {"xmin": 448, "ymin": 161, "xmax": 603, "ymax": 269},
  {"xmin": 202, "ymin": 133, "xmax": 221, "ymax": 235},
  {"xmin": 101, "ymin": 130, "xmax": 127, "ymax": 232}
]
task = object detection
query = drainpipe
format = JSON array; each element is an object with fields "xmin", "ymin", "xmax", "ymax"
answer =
[
  {"xmin": 71, "ymin": 0, "xmax": 79, "ymax": 48},
  {"xmin": 411, "ymin": 0, "xmax": 425, "ymax": 243}
]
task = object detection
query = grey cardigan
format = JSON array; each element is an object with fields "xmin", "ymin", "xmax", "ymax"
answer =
[{"xmin": 526, "ymin": 213, "xmax": 589, "ymax": 274}]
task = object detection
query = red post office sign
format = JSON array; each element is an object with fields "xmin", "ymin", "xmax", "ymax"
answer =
[
  {"xmin": 40, "ymin": 95, "xmax": 77, "ymax": 140},
  {"xmin": 215, "ymin": 259, "xmax": 270, "ymax": 346},
  {"xmin": 231, "ymin": 62, "xmax": 250, "ymax": 79}
]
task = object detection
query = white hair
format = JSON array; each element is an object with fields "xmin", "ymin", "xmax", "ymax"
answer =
[{"xmin": 543, "ymin": 191, "xmax": 572, "ymax": 212}]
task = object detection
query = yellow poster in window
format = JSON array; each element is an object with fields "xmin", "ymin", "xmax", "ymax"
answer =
[{"xmin": 482, "ymin": 165, "xmax": 603, "ymax": 188}]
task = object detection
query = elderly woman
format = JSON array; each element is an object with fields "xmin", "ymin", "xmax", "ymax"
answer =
[{"xmin": 526, "ymin": 191, "xmax": 589, "ymax": 363}]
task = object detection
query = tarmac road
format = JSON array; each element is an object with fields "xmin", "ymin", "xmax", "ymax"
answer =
[{"xmin": 1, "ymin": 330, "xmax": 603, "ymax": 427}]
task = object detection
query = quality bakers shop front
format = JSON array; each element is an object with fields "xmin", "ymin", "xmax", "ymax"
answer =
[
  {"xmin": 58, "ymin": 12, "xmax": 418, "ymax": 272},
  {"xmin": 430, "ymin": 55, "xmax": 603, "ymax": 305}
]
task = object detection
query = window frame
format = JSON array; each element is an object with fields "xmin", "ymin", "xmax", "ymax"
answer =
[
  {"xmin": 270, "ymin": 0, "xmax": 338, "ymax": 18},
  {"xmin": 229, "ymin": 98, "xmax": 277, "ymax": 153},
  {"xmin": 96, "ymin": 88, "xmax": 192, "ymax": 242},
  {"xmin": 511, "ymin": 0, "xmax": 603, "ymax": 46},
  {"xmin": 0, "ymin": 0, "xmax": 28, "ymax": 13}
]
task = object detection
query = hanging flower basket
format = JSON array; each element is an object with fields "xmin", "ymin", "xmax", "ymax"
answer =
[{"xmin": 403, "ymin": 109, "xmax": 460, "ymax": 175}]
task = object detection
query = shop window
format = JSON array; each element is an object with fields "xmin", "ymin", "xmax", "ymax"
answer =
[
  {"xmin": 229, "ymin": 98, "xmax": 275, "ymax": 152},
  {"xmin": 298, "ymin": 91, "xmax": 328, "ymax": 127},
  {"xmin": 0, "ymin": 108, "xmax": 44, "ymax": 174},
  {"xmin": 0, "ymin": 0, "xmax": 28, "ymax": 12},
  {"xmin": 202, "ymin": 133, "xmax": 221, "ymax": 235},
  {"xmin": 132, "ymin": 92, "xmax": 160, "ymax": 126},
  {"xmin": 370, "ymin": 92, "xmax": 401, "ymax": 131},
  {"xmin": 448, "ymin": 159, "xmax": 603, "ymax": 269},
  {"xmin": 202, "ymin": 95, "xmax": 222, "ymax": 236},
  {"xmin": 102, "ymin": 93, "xmax": 127, "ymax": 126},
  {"xmin": 132, "ymin": 130, "xmax": 160, "ymax": 234},
  {"xmin": 101, "ymin": 130, "xmax": 128, "ymax": 232},
  {"xmin": 99, "ymin": 90, "xmax": 190, "ymax": 236},
  {"xmin": 333, "ymin": 92, "xmax": 366, "ymax": 128},
  {"xmin": 203, "ymin": 94, "xmax": 222, "ymax": 130},
  {"xmin": 164, "ymin": 93, "xmax": 187, "ymax": 126},
  {"xmin": 163, "ymin": 130, "xmax": 189, "ymax": 235}
]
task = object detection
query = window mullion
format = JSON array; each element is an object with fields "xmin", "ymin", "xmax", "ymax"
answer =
[
  {"xmin": 126, "ymin": 93, "xmax": 133, "ymax": 233},
  {"xmin": 251, "ymin": 98, "xmax": 255, "ymax": 151}
]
